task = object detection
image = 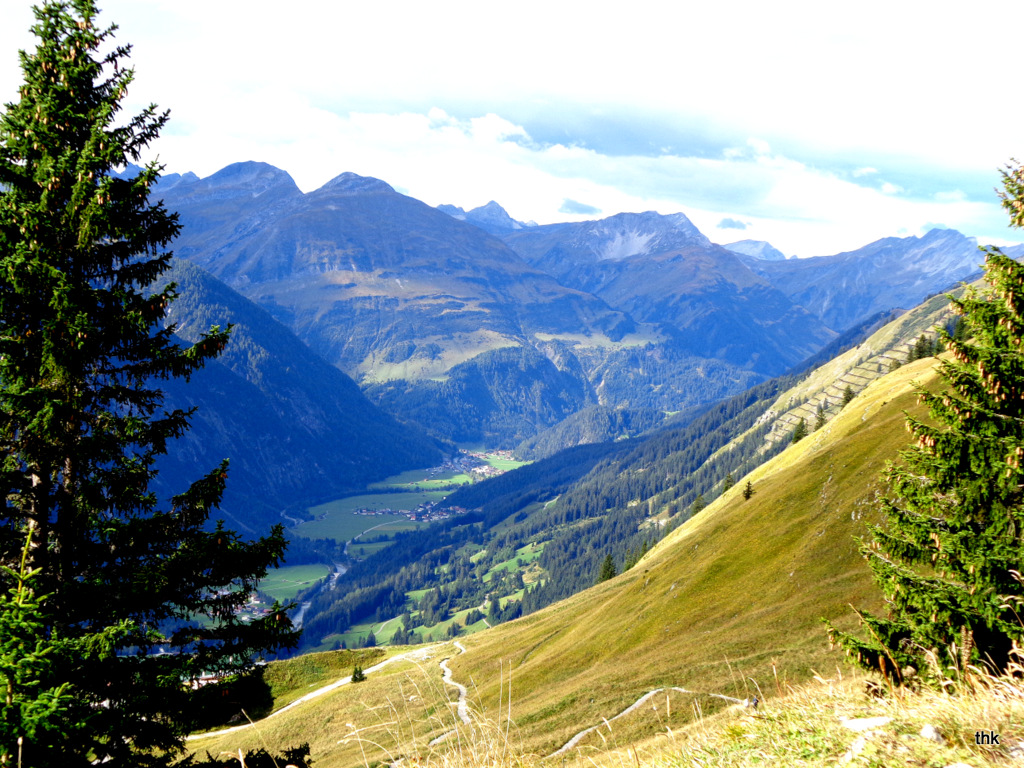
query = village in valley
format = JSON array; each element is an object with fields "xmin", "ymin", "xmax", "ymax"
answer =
[
  {"xmin": 245, "ymin": 449, "xmax": 529, "ymax": 627},
  {"xmin": 347, "ymin": 449, "xmax": 517, "ymax": 522},
  {"xmin": 350, "ymin": 499, "xmax": 468, "ymax": 523}
]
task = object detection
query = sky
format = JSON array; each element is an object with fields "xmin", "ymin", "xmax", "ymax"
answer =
[{"xmin": 1, "ymin": 0, "xmax": 1023, "ymax": 257}]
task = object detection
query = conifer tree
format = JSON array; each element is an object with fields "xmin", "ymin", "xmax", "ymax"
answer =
[
  {"xmin": 0, "ymin": 3, "xmax": 298, "ymax": 764},
  {"xmin": 791, "ymin": 417, "xmax": 808, "ymax": 444},
  {"xmin": 0, "ymin": 534, "xmax": 79, "ymax": 763},
  {"xmin": 742, "ymin": 480, "xmax": 755, "ymax": 501},
  {"xmin": 814, "ymin": 401, "xmax": 827, "ymax": 431},
  {"xmin": 488, "ymin": 593, "xmax": 501, "ymax": 623},
  {"xmin": 827, "ymin": 162, "xmax": 1024, "ymax": 683},
  {"xmin": 689, "ymin": 493, "xmax": 706, "ymax": 517},
  {"xmin": 597, "ymin": 553, "xmax": 617, "ymax": 583},
  {"xmin": 842, "ymin": 385, "xmax": 856, "ymax": 407}
]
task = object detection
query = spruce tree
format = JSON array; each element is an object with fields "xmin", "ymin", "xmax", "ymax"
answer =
[
  {"xmin": 0, "ymin": 533, "xmax": 78, "ymax": 763},
  {"xmin": 815, "ymin": 403, "xmax": 831, "ymax": 434},
  {"xmin": 742, "ymin": 480, "xmax": 755, "ymax": 501},
  {"xmin": 597, "ymin": 553, "xmax": 617, "ymax": 583},
  {"xmin": 0, "ymin": 3, "xmax": 298, "ymax": 765},
  {"xmin": 827, "ymin": 163, "xmax": 1024, "ymax": 683},
  {"xmin": 791, "ymin": 417, "xmax": 808, "ymax": 444},
  {"xmin": 690, "ymin": 493, "xmax": 706, "ymax": 516},
  {"xmin": 842, "ymin": 385, "xmax": 856, "ymax": 407}
]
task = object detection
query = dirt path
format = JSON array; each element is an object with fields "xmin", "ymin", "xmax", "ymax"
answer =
[
  {"xmin": 428, "ymin": 641, "xmax": 470, "ymax": 746},
  {"xmin": 186, "ymin": 645, "xmax": 441, "ymax": 742},
  {"xmin": 547, "ymin": 686, "xmax": 748, "ymax": 758}
]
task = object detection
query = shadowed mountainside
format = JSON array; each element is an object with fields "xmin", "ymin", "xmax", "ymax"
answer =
[{"xmin": 153, "ymin": 259, "xmax": 444, "ymax": 532}]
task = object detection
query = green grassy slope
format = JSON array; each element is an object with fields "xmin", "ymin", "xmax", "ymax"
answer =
[
  {"xmin": 448, "ymin": 357, "xmax": 939, "ymax": 756},
  {"xmin": 186, "ymin": 358, "xmax": 942, "ymax": 767},
  {"xmin": 186, "ymin": 645, "xmax": 463, "ymax": 766}
]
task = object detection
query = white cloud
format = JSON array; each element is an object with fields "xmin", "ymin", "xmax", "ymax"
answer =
[
  {"xmin": 2, "ymin": 0, "xmax": 1023, "ymax": 256},
  {"xmin": 153, "ymin": 104, "xmax": 1012, "ymax": 257}
]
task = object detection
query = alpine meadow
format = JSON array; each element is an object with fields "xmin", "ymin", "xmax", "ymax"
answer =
[{"xmin": 3, "ymin": 2, "xmax": 1024, "ymax": 768}]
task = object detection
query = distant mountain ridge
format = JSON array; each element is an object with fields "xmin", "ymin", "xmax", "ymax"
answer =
[
  {"xmin": 158, "ymin": 163, "xmax": 675, "ymax": 444},
  {"xmin": 723, "ymin": 239, "xmax": 788, "ymax": 261},
  {"xmin": 437, "ymin": 200, "xmax": 534, "ymax": 235},
  {"xmin": 741, "ymin": 227, "xmax": 986, "ymax": 331},
  {"xmin": 500, "ymin": 212, "xmax": 835, "ymax": 374},
  {"xmin": 503, "ymin": 210, "xmax": 712, "ymax": 266}
]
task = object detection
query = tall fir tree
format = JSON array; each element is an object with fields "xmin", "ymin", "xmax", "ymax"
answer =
[
  {"xmin": 827, "ymin": 162, "xmax": 1024, "ymax": 684},
  {"xmin": 791, "ymin": 417, "xmax": 808, "ymax": 444},
  {"xmin": 842, "ymin": 384, "xmax": 856, "ymax": 408},
  {"xmin": 0, "ymin": 2, "xmax": 298, "ymax": 765},
  {"xmin": 814, "ymin": 401, "xmax": 828, "ymax": 431}
]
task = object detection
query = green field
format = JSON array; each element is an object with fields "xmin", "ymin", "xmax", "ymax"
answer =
[
  {"xmin": 480, "ymin": 454, "xmax": 529, "ymax": 471},
  {"xmin": 258, "ymin": 564, "xmax": 331, "ymax": 602},
  {"xmin": 295, "ymin": 491, "xmax": 448, "ymax": 541},
  {"xmin": 346, "ymin": 540, "xmax": 390, "ymax": 558},
  {"xmin": 483, "ymin": 541, "xmax": 545, "ymax": 582},
  {"xmin": 369, "ymin": 467, "xmax": 473, "ymax": 490}
]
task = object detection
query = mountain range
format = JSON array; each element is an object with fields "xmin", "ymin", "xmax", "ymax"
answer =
[
  {"xmin": 738, "ymin": 226, "xmax": 987, "ymax": 331},
  {"xmin": 155, "ymin": 161, "xmax": 1002, "ymax": 449}
]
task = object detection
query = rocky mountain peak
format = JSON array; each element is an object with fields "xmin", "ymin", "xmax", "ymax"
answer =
[
  {"xmin": 466, "ymin": 200, "xmax": 523, "ymax": 231},
  {"xmin": 437, "ymin": 203, "xmax": 467, "ymax": 219},
  {"xmin": 572, "ymin": 210, "xmax": 711, "ymax": 261},
  {"xmin": 437, "ymin": 200, "xmax": 531, "ymax": 234},
  {"xmin": 204, "ymin": 161, "xmax": 299, "ymax": 196},
  {"xmin": 318, "ymin": 172, "xmax": 395, "ymax": 196},
  {"xmin": 724, "ymin": 239, "xmax": 788, "ymax": 261}
]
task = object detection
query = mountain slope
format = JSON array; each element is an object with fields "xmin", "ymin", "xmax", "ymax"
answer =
[
  {"xmin": 160, "ymin": 164, "xmax": 634, "ymax": 377},
  {"xmin": 153, "ymin": 259, "xmax": 444, "ymax": 532},
  {"xmin": 294, "ymin": 287, "xmax": 954, "ymax": 646},
  {"xmin": 157, "ymin": 164, "xmax": 764, "ymax": 444},
  {"xmin": 502, "ymin": 212, "xmax": 836, "ymax": 374},
  {"xmin": 744, "ymin": 228, "xmax": 985, "ymax": 332},
  {"xmin": 188, "ymin": 359, "xmax": 939, "ymax": 766},
  {"xmin": 448, "ymin": 358, "xmax": 936, "ymax": 756}
]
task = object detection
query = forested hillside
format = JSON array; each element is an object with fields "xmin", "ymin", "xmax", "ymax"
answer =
[
  {"xmin": 294, "ymin": 284, "xmax": 960, "ymax": 652},
  {"xmin": 296, "ymin": 359, "xmax": 814, "ymax": 649}
]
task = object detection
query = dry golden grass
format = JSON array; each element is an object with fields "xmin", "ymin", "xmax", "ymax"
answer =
[
  {"xmin": 447, "ymin": 359, "xmax": 941, "ymax": 757},
  {"xmin": 208, "ymin": 658, "xmax": 1024, "ymax": 768},
  {"xmin": 619, "ymin": 656, "xmax": 1024, "ymax": 767},
  {"xmin": 187, "ymin": 649, "xmax": 462, "ymax": 767}
]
